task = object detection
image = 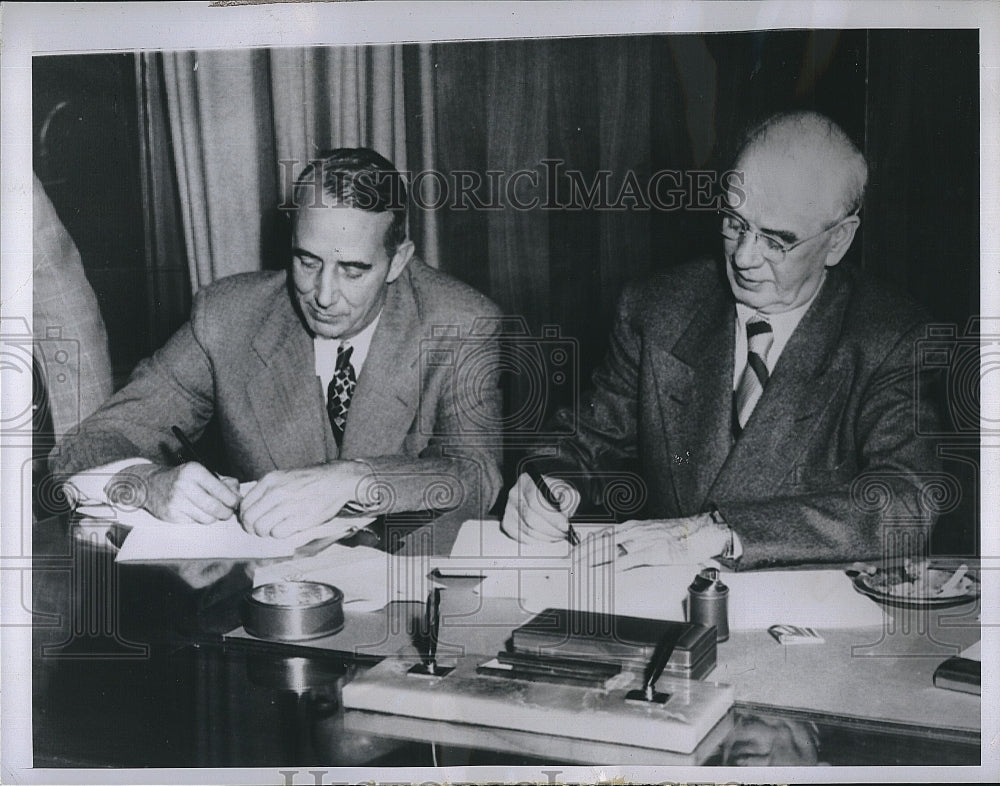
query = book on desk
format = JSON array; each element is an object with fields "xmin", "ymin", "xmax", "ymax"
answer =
[{"xmin": 933, "ymin": 641, "xmax": 981, "ymax": 696}]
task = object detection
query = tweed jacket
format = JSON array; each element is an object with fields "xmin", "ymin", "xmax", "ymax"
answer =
[
  {"xmin": 538, "ymin": 257, "xmax": 941, "ymax": 569},
  {"xmin": 52, "ymin": 260, "xmax": 504, "ymax": 516}
]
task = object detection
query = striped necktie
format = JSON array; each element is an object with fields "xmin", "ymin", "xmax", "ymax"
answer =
[
  {"xmin": 733, "ymin": 317, "xmax": 774, "ymax": 435},
  {"xmin": 327, "ymin": 344, "xmax": 356, "ymax": 448}
]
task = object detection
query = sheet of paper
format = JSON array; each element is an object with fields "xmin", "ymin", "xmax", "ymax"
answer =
[
  {"xmin": 959, "ymin": 640, "xmax": 981, "ymax": 661},
  {"xmin": 252, "ymin": 544, "xmax": 434, "ymax": 612},
  {"xmin": 76, "ymin": 482, "xmax": 373, "ymax": 562},
  {"xmin": 431, "ymin": 520, "xmax": 886, "ymax": 630}
]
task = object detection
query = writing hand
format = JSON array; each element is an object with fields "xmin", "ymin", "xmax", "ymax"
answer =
[
  {"xmin": 581, "ymin": 514, "xmax": 729, "ymax": 570},
  {"xmin": 501, "ymin": 472, "xmax": 581, "ymax": 543},
  {"xmin": 238, "ymin": 462, "xmax": 367, "ymax": 539},
  {"xmin": 108, "ymin": 462, "xmax": 241, "ymax": 524}
]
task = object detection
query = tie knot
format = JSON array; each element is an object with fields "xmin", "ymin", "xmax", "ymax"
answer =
[
  {"xmin": 336, "ymin": 343, "xmax": 354, "ymax": 370},
  {"xmin": 747, "ymin": 318, "xmax": 773, "ymax": 356}
]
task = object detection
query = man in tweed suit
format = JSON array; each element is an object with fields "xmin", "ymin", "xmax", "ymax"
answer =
[
  {"xmin": 54, "ymin": 149, "xmax": 503, "ymax": 541},
  {"xmin": 503, "ymin": 111, "xmax": 940, "ymax": 570}
]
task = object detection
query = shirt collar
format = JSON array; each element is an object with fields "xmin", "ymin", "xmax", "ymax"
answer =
[
  {"xmin": 313, "ymin": 310, "xmax": 382, "ymax": 383},
  {"xmin": 734, "ymin": 272, "xmax": 827, "ymax": 335}
]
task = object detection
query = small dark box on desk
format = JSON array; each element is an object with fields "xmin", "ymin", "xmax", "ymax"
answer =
[{"xmin": 511, "ymin": 608, "xmax": 717, "ymax": 680}]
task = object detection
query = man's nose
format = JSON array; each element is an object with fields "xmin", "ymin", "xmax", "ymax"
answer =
[
  {"xmin": 315, "ymin": 265, "xmax": 341, "ymax": 307},
  {"xmin": 732, "ymin": 231, "xmax": 766, "ymax": 268}
]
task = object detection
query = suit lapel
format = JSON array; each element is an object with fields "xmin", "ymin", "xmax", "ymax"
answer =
[
  {"xmin": 651, "ymin": 286, "xmax": 736, "ymax": 512},
  {"xmin": 247, "ymin": 285, "xmax": 330, "ymax": 469},
  {"xmin": 709, "ymin": 270, "xmax": 850, "ymax": 501},
  {"xmin": 340, "ymin": 269, "xmax": 420, "ymax": 459}
]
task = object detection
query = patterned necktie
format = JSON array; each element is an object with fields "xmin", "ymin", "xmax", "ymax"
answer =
[
  {"xmin": 327, "ymin": 344, "xmax": 356, "ymax": 448},
  {"xmin": 733, "ymin": 317, "xmax": 774, "ymax": 435}
]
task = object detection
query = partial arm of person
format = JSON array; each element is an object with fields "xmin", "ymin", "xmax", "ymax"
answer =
[{"xmin": 32, "ymin": 174, "xmax": 114, "ymax": 440}]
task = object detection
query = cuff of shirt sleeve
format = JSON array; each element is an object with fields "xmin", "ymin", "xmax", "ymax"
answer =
[
  {"xmin": 64, "ymin": 458, "xmax": 153, "ymax": 507},
  {"xmin": 709, "ymin": 507, "xmax": 742, "ymax": 561}
]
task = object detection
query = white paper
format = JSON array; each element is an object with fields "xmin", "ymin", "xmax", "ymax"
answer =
[{"xmin": 432, "ymin": 520, "xmax": 886, "ymax": 630}]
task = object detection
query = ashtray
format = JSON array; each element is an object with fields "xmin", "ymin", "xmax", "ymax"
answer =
[
  {"xmin": 242, "ymin": 580, "xmax": 345, "ymax": 641},
  {"xmin": 850, "ymin": 561, "xmax": 980, "ymax": 609}
]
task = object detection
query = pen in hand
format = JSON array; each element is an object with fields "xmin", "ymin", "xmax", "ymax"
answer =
[
  {"xmin": 525, "ymin": 466, "xmax": 580, "ymax": 546},
  {"xmin": 171, "ymin": 425, "xmax": 241, "ymax": 509},
  {"xmin": 171, "ymin": 426, "xmax": 219, "ymax": 478}
]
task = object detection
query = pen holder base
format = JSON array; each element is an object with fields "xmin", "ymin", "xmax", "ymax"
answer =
[
  {"xmin": 344, "ymin": 651, "xmax": 734, "ymax": 754},
  {"xmin": 624, "ymin": 688, "xmax": 670, "ymax": 705},
  {"xmin": 407, "ymin": 662, "xmax": 455, "ymax": 678}
]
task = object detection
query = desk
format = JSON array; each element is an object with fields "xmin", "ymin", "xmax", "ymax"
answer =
[{"xmin": 31, "ymin": 515, "xmax": 981, "ymax": 768}]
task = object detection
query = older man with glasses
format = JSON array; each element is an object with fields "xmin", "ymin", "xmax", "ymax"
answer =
[{"xmin": 503, "ymin": 110, "xmax": 941, "ymax": 570}]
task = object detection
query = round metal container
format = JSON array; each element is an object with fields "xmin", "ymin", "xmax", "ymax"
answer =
[{"xmin": 242, "ymin": 581, "xmax": 344, "ymax": 641}]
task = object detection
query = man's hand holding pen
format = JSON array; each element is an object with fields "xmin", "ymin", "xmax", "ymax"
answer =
[
  {"xmin": 501, "ymin": 469, "xmax": 582, "ymax": 544},
  {"xmin": 106, "ymin": 425, "xmax": 378, "ymax": 536},
  {"xmin": 108, "ymin": 458, "xmax": 376, "ymax": 538},
  {"xmin": 108, "ymin": 461, "xmax": 241, "ymax": 525}
]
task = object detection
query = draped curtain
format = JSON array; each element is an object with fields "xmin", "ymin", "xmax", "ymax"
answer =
[{"xmin": 147, "ymin": 45, "xmax": 437, "ymax": 291}]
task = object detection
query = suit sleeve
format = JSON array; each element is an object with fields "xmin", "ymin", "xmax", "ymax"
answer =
[
  {"xmin": 32, "ymin": 175, "xmax": 113, "ymax": 441},
  {"xmin": 532, "ymin": 284, "xmax": 643, "ymax": 509},
  {"xmin": 715, "ymin": 321, "xmax": 943, "ymax": 569},
  {"xmin": 49, "ymin": 290, "xmax": 217, "ymax": 477}
]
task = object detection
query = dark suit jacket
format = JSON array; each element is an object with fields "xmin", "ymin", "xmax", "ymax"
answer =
[
  {"xmin": 52, "ymin": 260, "xmax": 504, "ymax": 515},
  {"xmin": 538, "ymin": 258, "xmax": 941, "ymax": 569}
]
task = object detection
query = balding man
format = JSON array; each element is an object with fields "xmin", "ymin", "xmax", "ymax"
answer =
[{"xmin": 503, "ymin": 111, "xmax": 940, "ymax": 570}]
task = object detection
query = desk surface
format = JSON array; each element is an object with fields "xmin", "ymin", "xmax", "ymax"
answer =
[{"xmin": 30, "ymin": 515, "xmax": 982, "ymax": 769}]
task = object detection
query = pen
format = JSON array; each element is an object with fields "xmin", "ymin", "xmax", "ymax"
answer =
[
  {"xmin": 171, "ymin": 425, "xmax": 221, "ymax": 480},
  {"xmin": 525, "ymin": 465, "xmax": 579, "ymax": 546},
  {"xmin": 642, "ymin": 630, "xmax": 678, "ymax": 702},
  {"xmin": 424, "ymin": 587, "xmax": 441, "ymax": 675}
]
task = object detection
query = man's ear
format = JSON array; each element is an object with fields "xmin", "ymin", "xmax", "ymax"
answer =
[
  {"xmin": 386, "ymin": 239, "xmax": 415, "ymax": 283},
  {"xmin": 823, "ymin": 216, "xmax": 860, "ymax": 268}
]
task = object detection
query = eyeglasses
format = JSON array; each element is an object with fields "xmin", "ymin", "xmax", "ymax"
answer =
[{"xmin": 718, "ymin": 207, "xmax": 855, "ymax": 264}]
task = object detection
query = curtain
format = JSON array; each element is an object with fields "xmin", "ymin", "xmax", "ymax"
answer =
[{"xmin": 150, "ymin": 45, "xmax": 436, "ymax": 291}]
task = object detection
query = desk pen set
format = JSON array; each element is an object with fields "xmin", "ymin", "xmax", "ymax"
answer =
[{"xmin": 341, "ymin": 594, "xmax": 734, "ymax": 754}]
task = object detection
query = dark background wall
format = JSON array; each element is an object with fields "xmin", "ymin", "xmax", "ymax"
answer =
[
  {"xmin": 32, "ymin": 30, "xmax": 980, "ymax": 553},
  {"xmin": 33, "ymin": 52, "xmax": 190, "ymax": 386},
  {"xmin": 428, "ymin": 30, "xmax": 978, "ymax": 384}
]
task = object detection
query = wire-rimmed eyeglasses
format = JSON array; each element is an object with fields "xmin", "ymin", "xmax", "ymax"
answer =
[{"xmin": 718, "ymin": 207, "xmax": 856, "ymax": 264}]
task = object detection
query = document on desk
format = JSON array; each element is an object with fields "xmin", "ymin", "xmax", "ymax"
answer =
[
  {"xmin": 77, "ymin": 482, "xmax": 374, "ymax": 562},
  {"xmin": 432, "ymin": 520, "xmax": 886, "ymax": 629}
]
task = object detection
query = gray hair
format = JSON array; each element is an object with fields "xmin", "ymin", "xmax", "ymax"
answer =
[{"xmin": 736, "ymin": 111, "xmax": 868, "ymax": 218}]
